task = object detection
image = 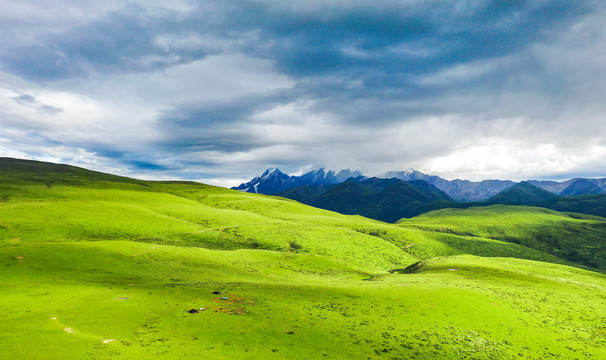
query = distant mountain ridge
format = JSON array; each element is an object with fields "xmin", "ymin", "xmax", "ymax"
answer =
[
  {"xmin": 235, "ymin": 168, "xmax": 606, "ymax": 201},
  {"xmin": 486, "ymin": 181, "xmax": 558, "ymax": 205},
  {"xmin": 381, "ymin": 169, "xmax": 515, "ymax": 201},
  {"xmin": 559, "ymin": 178, "xmax": 603, "ymax": 197},
  {"xmin": 277, "ymin": 177, "xmax": 606, "ymax": 223},
  {"xmin": 280, "ymin": 177, "xmax": 453, "ymax": 223}
]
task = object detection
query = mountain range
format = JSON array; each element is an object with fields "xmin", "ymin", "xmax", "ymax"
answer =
[
  {"xmin": 234, "ymin": 168, "xmax": 606, "ymax": 200},
  {"xmin": 282, "ymin": 177, "xmax": 453, "ymax": 223},
  {"xmin": 233, "ymin": 168, "xmax": 606, "ymax": 222},
  {"xmin": 380, "ymin": 169, "xmax": 515, "ymax": 201}
]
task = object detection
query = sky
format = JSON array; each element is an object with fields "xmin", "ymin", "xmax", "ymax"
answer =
[{"xmin": 2, "ymin": 0, "xmax": 606, "ymax": 187}]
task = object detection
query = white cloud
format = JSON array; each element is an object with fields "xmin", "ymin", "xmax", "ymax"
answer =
[
  {"xmin": 0, "ymin": 51, "xmax": 293, "ymax": 170},
  {"xmin": 2, "ymin": 0, "xmax": 606, "ymax": 186},
  {"xmin": 153, "ymin": 33, "xmax": 227, "ymax": 53},
  {"xmin": 0, "ymin": 85, "xmax": 159, "ymax": 144},
  {"xmin": 88, "ymin": 53, "xmax": 294, "ymax": 106},
  {"xmin": 425, "ymin": 140, "xmax": 606, "ymax": 181},
  {"xmin": 415, "ymin": 56, "xmax": 517, "ymax": 86}
]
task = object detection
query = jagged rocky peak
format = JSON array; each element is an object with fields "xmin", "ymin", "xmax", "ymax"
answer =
[
  {"xmin": 380, "ymin": 168, "xmax": 427, "ymax": 181},
  {"xmin": 231, "ymin": 168, "xmax": 289, "ymax": 194},
  {"xmin": 309, "ymin": 168, "xmax": 328, "ymax": 181},
  {"xmin": 334, "ymin": 169, "xmax": 363, "ymax": 182},
  {"xmin": 232, "ymin": 167, "xmax": 365, "ymax": 195},
  {"xmin": 259, "ymin": 168, "xmax": 284, "ymax": 179}
]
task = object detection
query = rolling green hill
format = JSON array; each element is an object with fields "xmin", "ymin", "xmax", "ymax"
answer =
[{"xmin": 2, "ymin": 158, "xmax": 606, "ymax": 359}]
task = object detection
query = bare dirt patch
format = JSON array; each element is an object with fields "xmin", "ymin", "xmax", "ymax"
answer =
[{"xmin": 209, "ymin": 295, "xmax": 255, "ymax": 315}]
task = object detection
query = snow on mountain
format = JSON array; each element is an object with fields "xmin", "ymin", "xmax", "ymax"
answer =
[
  {"xmin": 232, "ymin": 168, "xmax": 365, "ymax": 194},
  {"xmin": 231, "ymin": 168, "xmax": 290, "ymax": 194}
]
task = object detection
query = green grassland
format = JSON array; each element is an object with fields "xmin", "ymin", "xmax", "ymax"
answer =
[
  {"xmin": 1, "ymin": 158, "xmax": 606, "ymax": 359},
  {"xmin": 399, "ymin": 206, "xmax": 606, "ymax": 269}
]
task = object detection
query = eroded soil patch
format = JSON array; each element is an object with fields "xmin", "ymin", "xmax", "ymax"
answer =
[{"xmin": 209, "ymin": 295, "xmax": 255, "ymax": 315}]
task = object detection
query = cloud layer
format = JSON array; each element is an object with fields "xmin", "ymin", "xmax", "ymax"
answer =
[{"xmin": 2, "ymin": 0, "xmax": 606, "ymax": 185}]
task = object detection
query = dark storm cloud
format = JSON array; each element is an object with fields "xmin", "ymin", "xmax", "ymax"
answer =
[
  {"xmin": 155, "ymin": 95, "xmax": 286, "ymax": 153},
  {"xmin": 2, "ymin": 1, "xmax": 588, "ymax": 84},
  {"xmin": 12, "ymin": 94, "xmax": 36, "ymax": 104},
  {"xmin": 244, "ymin": 0, "xmax": 588, "ymax": 76},
  {"xmin": 0, "ymin": 3, "xmax": 219, "ymax": 82},
  {"xmin": 167, "ymin": 0, "xmax": 594, "ymax": 127}
]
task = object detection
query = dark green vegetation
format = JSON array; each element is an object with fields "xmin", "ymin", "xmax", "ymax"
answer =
[
  {"xmin": 276, "ymin": 184, "xmax": 331, "ymax": 204},
  {"xmin": 485, "ymin": 181, "xmax": 558, "ymax": 205},
  {"xmin": 542, "ymin": 194, "xmax": 606, "ymax": 218},
  {"xmin": 2, "ymin": 158, "xmax": 606, "ymax": 359},
  {"xmin": 279, "ymin": 177, "xmax": 452, "ymax": 222},
  {"xmin": 487, "ymin": 183, "xmax": 606, "ymax": 219}
]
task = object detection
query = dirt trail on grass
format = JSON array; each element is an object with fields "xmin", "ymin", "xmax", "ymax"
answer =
[
  {"xmin": 177, "ymin": 220, "xmax": 280, "ymax": 236},
  {"xmin": 132, "ymin": 244, "xmax": 159, "ymax": 257},
  {"xmin": 131, "ymin": 225, "xmax": 244, "ymax": 256},
  {"xmin": 134, "ymin": 221, "xmax": 279, "ymax": 243},
  {"xmin": 191, "ymin": 224, "xmax": 243, "ymax": 234}
]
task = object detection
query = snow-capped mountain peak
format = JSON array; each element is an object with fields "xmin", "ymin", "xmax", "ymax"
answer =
[
  {"xmin": 232, "ymin": 168, "xmax": 365, "ymax": 194},
  {"xmin": 260, "ymin": 168, "xmax": 283, "ymax": 180}
]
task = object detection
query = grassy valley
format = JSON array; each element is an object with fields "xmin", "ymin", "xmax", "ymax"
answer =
[{"xmin": 2, "ymin": 158, "xmax": 606, "ymax": 359}]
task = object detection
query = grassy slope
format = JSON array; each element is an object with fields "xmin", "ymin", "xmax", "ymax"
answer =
[
  {"xmin": 399, "ymin": 205, "xmax": 606, "ymax": 269},
  {"xmin": 2, "ymin": 159, "xmax": 606, "ymax": 359}
]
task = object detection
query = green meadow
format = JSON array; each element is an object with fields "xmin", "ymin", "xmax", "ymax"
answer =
[{"xmin": 1, "ymin": 159, "xmax": 606, "ymax": 359}]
